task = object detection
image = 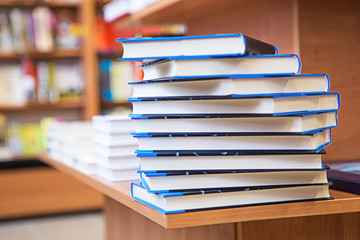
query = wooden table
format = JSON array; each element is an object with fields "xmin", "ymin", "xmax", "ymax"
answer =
[{"xmin": 39, "ymin": 154, "xmax": 360, "ymax": 240}]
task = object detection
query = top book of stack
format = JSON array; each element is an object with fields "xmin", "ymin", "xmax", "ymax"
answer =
[{"xmin": 116, "ymin": 33, "xmax": 278, "ymax": 62}]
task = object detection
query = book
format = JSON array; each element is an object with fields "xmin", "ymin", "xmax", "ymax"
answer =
[
  {"xmin": 131, "ymin": 182, "xmax": 331, "ymax": 214},
  {"xmin": 9, "ymin": 8, "xmax": 27, "ymax": 53},
  {"xmin": 94, "ymin": 151, "xmax": 139, "ymax": 169},
  {"xmin": 117, "ymin": 33, "xmax": 277, "ymax": 60},
  {"xmin": 138, "ymin": 152, "xmax": 324, "ymax": 171},
  {"xmin": 19, "ymin": 123, "xmax": 44, "ymax": 156},
  {"xmin": 136, "ymin": 54, "xmax": 300, "ymax": 80},
  {"xmin": 326, "ymin": 160, "xmax": 360, "ymax": 195},
  {"xmin": 131, "ymin": 112, "xmax": 337, "ymax": 134},
  {"xmin": 55, "ymin": 9, "xmax": 81, "ymax": 49},
  {"xmin": 134, "ymin": 129, "xmax": 331, "ymax": 151},
  {"xmin": 130, "ymin": 93, "xmax": 340, "ymax": 116},
  {"xmin": 0, "ymin": 11, "xmax": 14, "ymax": 53},
  {"xmin": 98, "ymin": 60, "xmax": 135, "ymax": 103},
  {"xmin": 94, "ymin": 141, "xmax": 138, "ymax": 156},
  {"xmin": 73, "ymin": 152, "xmax": 96, "ymax": 175},
  {"xmin": 131, "ymin": 74, "xmax": 329, "ymax": 97},
  {"xmin": 139, "ymin": 169, "xmax": 328, "ymax": 192},
  {"xmin": 32, "ymin": 7, "xmax": 54, "ymax": 52},
  {"xmin": 93, "ymin": 114, "xmax": 136, "ymax": 133},
  {"xmin": 94, "ymin": 130, "xmax": 135, "ymax": 143},
  {"xmin": 96, "ymin": 164, "xmax": 139, "ymax": 182}
]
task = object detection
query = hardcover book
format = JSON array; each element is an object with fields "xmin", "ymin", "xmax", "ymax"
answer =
[
  {"xmin": 326, "ymin": 160, "xmax": 360, "ymax": 195},
  {"xmin": 139, "ymin": 169, "xmax": 328, "ymax": 193},
  {"xmin": 131, "ymin": 74, "xmax": 330, "ymax": 97},
  {"xmin": 138, "ymin": 152, "xmax": 325, "ymax": 171},
  {"xmin": 133, "ymin": 129, "xmax": 331, "ymax": 152},
  {"xmin": 137, "ymin": 54, "xmax": 300, "ymax": 80},
  {"xmin": 130, "ymin": 93, "xmax": 340, "ymax": 116},
  {"xmin": 117, "ymin": 33, "xmax": 277, "ymax": 61},
  {"xmin": 131, "ymin": 112, "xmax": 337, "ymax": 134},
  {"xmin": 131, "ymin": 182, "xmax": 331, "ymax": 214}
]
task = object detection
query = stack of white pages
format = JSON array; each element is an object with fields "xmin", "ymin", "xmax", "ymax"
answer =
[
  {"xmin": 46, "ymin": 121, "xmax": 95, "ymax": 175},
  {"xmin": 116, "ymin": 33, "xmax": 340, "ymax": 214},
  {"xmin": 92, "ymin": 114, "xmax": 139, "ymax": 181}
]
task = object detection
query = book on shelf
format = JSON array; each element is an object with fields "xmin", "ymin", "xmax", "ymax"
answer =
[
  {"xmin": 0, "ymin": 114, "xmax": 12, "ymax": 160},
  {"xmin": 0, "ymin": 60, "xmax": 83, "ymax": 106},
  {"xmin": 96, "ymin": 164, "xmax": 139, "ymax": 181},
  {"xmin": 131, "ymin": 182, "xmax": 331, "ymax": 214},
  {"xmin": 32, "ymin": 7, "xmax": 54, "ymax": 52},
  {"xmin": 139, "ymin": 169, "xmax": 328, "ymax": 193},
  {"xmin": 98, "ymin": 60, "xmax": 134, "ymax": 103},
  {"xmin": 131, "ymin": 74, "xmax": 330, "ymax": 97},
  {"xmin": 1, "ymin": 7, "xmax": 81, "ymax": 54},
  {"xmin": 138, "ymin": 151, "xmax": 325, "ymax": 171},
  {"xmin": 94, "ymin": 151, "xmax": 139, "ymax": 169},
  {"xmin": 131, "ymin": 112, "xmax": 337, "ymax": 134},
  {"xmin": 95, "ymin": 130, "xmax": 136, "ymax": 143},
  {"xmin": 55, "ymin": 9, "xmax": 81, "ymax": 49},
  {"xmin": 133, "ymin": 129, "xmax": 331, "ymax": 151},
  {"xmin": 94, "ymin": 139, "xmax": 138, "ymax": 156},
  {"xmin": 326, "ymin": 160, "xmax": 360, "ymax": 195},
  {"xmin": 130, "ymin": 93, "xmax": 340, "ymax": 115},
  {"xmin": 117, "ymin": 33, "xmax": 277, "ymax": 61},
  {"xmin": 93, "ymin": 114, "xmax": 135, "ymax": 133},
  {"xmin": 0, "ymin": 10, "xmax": 14, "ymax": 53},
  {"xmin": 0, "ymin": 63, "xmax": 25, "ymax": 106},
  {"xmin": 131, "ymin": 54, "xmax": 301, "ymax": 80},
  {"xmin": 73, "ymin": 152, "xmax": 96, "ymax": 175},
  {"xmin": 2, "ymin": 122, "xmax": 45, "ymax": 157}
]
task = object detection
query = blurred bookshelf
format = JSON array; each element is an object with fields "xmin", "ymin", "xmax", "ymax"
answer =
[
  {"xmin": 0, "ymin": 101, "xmax": 83, "ymax": 111},
  {"xmin": 0, "ymin": 1, "xmax": 81, "ymax": 8},
  {"xmin": 0, "ymin": 49, "xmax": 82, "ymax": 59},
  {"xmin": 0, "ymin": 0, "xmax": 102, "ymax": 220}
]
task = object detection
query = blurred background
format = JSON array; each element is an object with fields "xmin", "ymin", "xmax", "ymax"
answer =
[{"xmin": 0, "ymin": 0, "xmax": 359, "ymax": 239}]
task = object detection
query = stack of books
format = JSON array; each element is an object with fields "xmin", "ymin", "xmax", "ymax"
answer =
[
  {"xmin": 92, "ymin": 114, "xmax": 139, "ymax": 181},
  {"xmin": 116, "ymin": 33, "xmax": 340, "ymax": 214},
  {"xmin": 46, "ymin": 121, "xmax": 95, "ymax": 174}
]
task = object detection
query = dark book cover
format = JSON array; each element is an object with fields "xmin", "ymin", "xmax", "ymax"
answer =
[{"xmin": 326, "ymin": 160, "xmax": 360, "ymax": 195}]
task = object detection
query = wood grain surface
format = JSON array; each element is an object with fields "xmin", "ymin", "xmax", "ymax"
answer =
[{"xmin": 0, "ymin": 167, "xmax": 103, "ymax": 219}]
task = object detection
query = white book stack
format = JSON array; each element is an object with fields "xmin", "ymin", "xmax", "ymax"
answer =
[
  {"xmin": 92, "ymin": 114, "xmax": 139, "ymax": 181},
  {"xmin": 46, "ymin": 121, "xmax": 95, "ymax": 174}
]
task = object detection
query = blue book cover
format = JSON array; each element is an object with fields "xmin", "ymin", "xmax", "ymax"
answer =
[
  {"xmin": 117, "ymin": 33, "xmax": 278, "ymax": 61},
  {"xmin": 130, "ymin": 92, "xmax": 340, "ymax": 117},
  {"xmin": 131, "ymin": 182, "xmax": 332, "ymax": 214},
  {"xmin": 135, "ymin": 149, "xmax": 326, "ymax": 157}
]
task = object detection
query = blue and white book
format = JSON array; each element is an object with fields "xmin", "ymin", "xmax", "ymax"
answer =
[
  {"xmin": 136, "ymin": 149, "xmax": 325, "ymax": 157},
  {"xmin": 131, "ymin": 182, "xmax": 331, "ymax": 214},
  {"xmin": 130, "ymin": 93, "xmax": 340, "ymax": 116},
  {"xmin": 130, "ymin": 74, "xmax": 330, "ymax": 97},
  {"xmin": 138, "ymin": 152, "xmax": 325, "ymax": 172},
  {"xmin": 131, "ymin": 112, "xmax": 337, "ymax": 134},
  {"xmin": 136, "ymin": 54, "xmax": 300, "ymax": 80},
  {"xmin": 138, "ymin": 168, "xmax": 328, "ymax": 193},
  {"xmin": 133, "ymin": 129, "xmax": 331, "ymax": 152},
  {"xmin": 117, "ymin": 33, "xmax": 277, "ymax": 61}
]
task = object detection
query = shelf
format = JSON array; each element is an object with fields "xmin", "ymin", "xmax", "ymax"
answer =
[
  {"xmin": 0, "ymin": 49, "xmax": 82, "ymax": 60},
  {"xmin": 0, "ymin": 101, "xmax": 84, "ymax": 111},
  {"xmin": 39, "ymin": 153, "xmax": 360, "ymax": 229},
  {"xmin": 113, "ymin": 0, "xmax": 182, "ymax": 27},
  {"xmin": 0, "ymin": 0, "xmax": 81, "ymax": 8},
  {"xmin": 101, "ymin": 101, "xmax": 132, "ymax": 109}
]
